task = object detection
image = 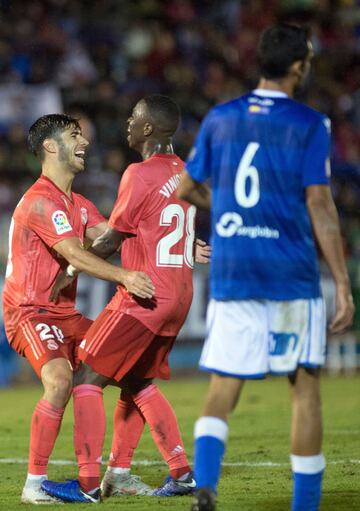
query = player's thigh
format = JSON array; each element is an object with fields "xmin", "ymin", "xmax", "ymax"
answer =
[
  {"xmin": 130, "ymin": 333, "xmax": 176, "ymax": 381},
  {"xmin": 203, "ymin": 373, "xmax": 245, "ymax": 417},
  {"xmin": 288, "ymin": 366, "xmax": 321, "ymax": 403},
  {"xmin": 14, "ymin": 315, "xmax": 76, "ymax": 379},
  {"xmin": 268, "ymin": 298, "xmax": 326, "ymax": 374},
  {"xmin": 200, "ymin": 299, "xmax": 269, "ymax": 378},
  {"xmin": 79, "ymin": 309, "xmax": 157, "ymax": 382}
]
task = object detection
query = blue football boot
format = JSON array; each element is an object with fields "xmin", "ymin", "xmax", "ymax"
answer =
[
  {"xmin": 152, "ymin": 472, "xmax": 196, "ymax": 496},
  {"xmin": 41, "ymin": 479, "xmax": 100, "ymax": 503}
]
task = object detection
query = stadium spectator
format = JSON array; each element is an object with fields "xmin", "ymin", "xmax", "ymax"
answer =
[{"xmin": 178, "ymin": 23, "xmax": 355, "ymax": 511}]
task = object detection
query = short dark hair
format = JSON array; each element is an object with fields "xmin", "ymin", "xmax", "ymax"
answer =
[
  {"xmin": 257, "ymin": 24, "xmax": 310, "ymax": 80},
  {"xmin": 143, "ymin": 94, "xmax": 180, "ymax": 135},
  {"xmin": 28, "ymin": 113, "xmax": 80, "ymax": 159}
]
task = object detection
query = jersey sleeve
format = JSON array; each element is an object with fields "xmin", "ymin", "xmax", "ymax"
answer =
[
  {"xmin": 79, "ymin": 195, "xmax": 107, "ymax": 228},
  {"xmin": 108, "ymin": 165, "xmax": 148, "ymax": 234},
  {"xmin": 26, "ymin": 196, "xmax": 78, "ymax": 248},
  {"xmin": 302, "ymin": 116, "xmax": 331, "ymax": 187},
  {"xmin": 185, "ymin": 111, "xmax": 214, "ymax": 183}
]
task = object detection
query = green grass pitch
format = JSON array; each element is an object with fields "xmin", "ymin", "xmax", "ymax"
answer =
[{"xmin": 0, "ymin": 375, "xmax": 359, "ymax": 510}]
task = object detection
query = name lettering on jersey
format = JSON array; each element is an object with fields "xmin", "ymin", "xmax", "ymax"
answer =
[
  {"xmin": 248, "ymin": 97, "xmax": 273, "ymax": 115},
  {"xmin": 52, "ymin": 210, "xmax": 73, "ymax": 235},
  {"xmin": 81, "ymin": 207, "xmax": 88, "ymax": 225},
  {"xmin": 159, "ymin": 173, "xmax": 181, "ymax": 198},
  {"xmin": 216, "ymin": 212, "xmax": 279, "ymax": 239},
  {"xmin": 248, "ymin": 97, "xmax": 274, "ymax": 106}
]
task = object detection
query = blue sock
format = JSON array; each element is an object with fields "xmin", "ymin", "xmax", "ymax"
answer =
[
  {"xmin": 291, "ymin": 454, "xmax": 325, "ymax": 511},
  {"xmin": 194, "ymin": 417, "xmax": 228, "ymax": 493}
]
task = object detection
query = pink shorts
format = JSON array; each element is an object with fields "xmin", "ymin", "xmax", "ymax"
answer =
[
  {"xmin": 11, "ymin": 312, "xmax": 93, "ymax": 378},
  {"xmin": 79, "ymin": 309, "xmax": 176, "ymax": 382}
]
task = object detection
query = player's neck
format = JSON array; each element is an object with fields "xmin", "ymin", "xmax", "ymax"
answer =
[
  {"xmin": 257, "ymin": 78, "xmax": 294, "ymax": 98},
  {"xmin": 41, "ymin": 163, "xmax": 75, "ymax": 198},
  {"xmin": 141, "ymin": 140, "xmax": 174, "ymax": 160}
]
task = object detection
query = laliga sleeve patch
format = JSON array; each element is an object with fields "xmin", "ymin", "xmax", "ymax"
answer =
[{"xmin": 52, "ymin": 210, "xmax": 73, "ymax": 234}]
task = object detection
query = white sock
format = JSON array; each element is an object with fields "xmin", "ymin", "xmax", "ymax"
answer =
[
  {"xmin": 25, "ymin": 474, "xmax": 47, "ymax": 486},
  {"xmin": 291, "ymin": 454, "xmax": 326, "ymax": 474},
  {"xmin": 107, "ymin": 467, "xmax": 130, "ymax": 475}
]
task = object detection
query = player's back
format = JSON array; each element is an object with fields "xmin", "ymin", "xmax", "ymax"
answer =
[
  {"xmin": 190, "ymin": 90, "xmax": 330, "ymax": 301},
  {"xmin": 108, "ymin": 153, "xmax": 195, "ymax": 336}
]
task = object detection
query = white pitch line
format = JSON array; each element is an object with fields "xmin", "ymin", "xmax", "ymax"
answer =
[{"xmin": 0, "ymin": 458, "xmax": 359, "ymax": 467}]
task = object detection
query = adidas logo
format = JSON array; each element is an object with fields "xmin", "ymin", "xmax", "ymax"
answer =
[{"xmin": 171, "ymin": 445, "xmax": 184, "ymax": 456}]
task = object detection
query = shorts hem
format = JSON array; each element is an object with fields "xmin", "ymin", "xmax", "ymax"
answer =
[
  {"xmin": 270, "ymin": 369, "xmax": 296, "ymax": 375},
  {"xmin": 199, "ymin": 365, "xmax": 266, "ymax": 379},
  {"xmin": 298, "ymin": 362, "xmax": 323, "ymax": 369}
]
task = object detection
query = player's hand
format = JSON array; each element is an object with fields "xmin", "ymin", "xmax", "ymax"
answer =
[
  {"xmin": 122, "ymin": 270, "xmax": 155, "ymax": 299},
  {"xmin": 195, "ymin": 238, "xmax": 211, "ymax": 264},
  {"xmin": 49, "ymin": 271, "xmax": 76, "ymax": 303},
  {"xmin": 329, "ymin": 284, "xmax": 355, "ymax": 334}
]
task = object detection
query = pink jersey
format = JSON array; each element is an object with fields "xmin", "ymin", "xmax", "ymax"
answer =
[
  {"xmin": 107, "ymin": 153, "xmax": 195, "ymax": 336},
  {"xmin": 2, "ymin": 175, "xmax": 105, "ymax": 341}
]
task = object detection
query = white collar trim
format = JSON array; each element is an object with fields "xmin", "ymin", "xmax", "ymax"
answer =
[{"xmin": 252, "ymin": 88, "xmax": 288, "ymax": 98}]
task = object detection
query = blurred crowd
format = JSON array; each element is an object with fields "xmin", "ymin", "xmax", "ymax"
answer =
[{"xmin": 0, "ymin": 0, "xmax": 360, "ymax": 277}]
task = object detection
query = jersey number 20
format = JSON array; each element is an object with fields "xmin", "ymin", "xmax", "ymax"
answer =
[
  {"xmin": 156, "ymin": 204, "xmax": 196, "ymax": 268},
  {"xmin": 235, "ymin": 142, "xmax": 260, "ymax": 208}
]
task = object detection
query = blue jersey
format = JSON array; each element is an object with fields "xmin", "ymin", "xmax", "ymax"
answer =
[{"xmin": 186, "ymin": 89, "xmax": 331, "ymax": 300}]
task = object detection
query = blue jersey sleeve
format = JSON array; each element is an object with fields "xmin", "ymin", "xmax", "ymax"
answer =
[
  {"xmin": 302, "ymin": 116, "xmax": 331, "ymax": 187},
  {"xmin": 185, "ymin": 111, "xmax": 214, "ymax": 183}
]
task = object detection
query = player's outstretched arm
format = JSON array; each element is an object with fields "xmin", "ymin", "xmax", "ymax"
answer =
[
  {"xmin": 177, "ymin": 171, "xmax": 211, "ymax": 210},
  {"xmin": 306, "ymin": 184, "xmax": 355, "ymax": 333},
  {"xmin": 53, "ymin": 237, "xmax": 155, "ymax": 299}
]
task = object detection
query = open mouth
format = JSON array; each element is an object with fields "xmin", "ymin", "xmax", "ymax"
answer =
[{"xmin": 74, "ymin": 151, "xmax": 85, "ymax": 161}]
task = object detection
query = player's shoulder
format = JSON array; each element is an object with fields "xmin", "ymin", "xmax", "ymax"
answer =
[
  {"xmin": 287, "ymin": 98, "xmax": 328, "ymax": 125},
  {"xmin": 206, "ymin": 96, "xmax": 243, "ymax": 119},
  {"xmin": 21, "ymin": 179, "xmax": 66, "ymax": 216}
]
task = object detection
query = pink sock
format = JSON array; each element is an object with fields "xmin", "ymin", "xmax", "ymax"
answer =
[
  {"xmin": 28, "ymin": 399, "xmax": 64, "ymax": 475},
  {"xmin": 73, "ymin": 385, "xmax": 106, "ymax": 492},
  {"xmin": 108, "ymin": 392, "xmax": 145, "ymax": 469},
  {"xmin": 132, "ymin": 384, "xmax": 191, "ymax": 479}
]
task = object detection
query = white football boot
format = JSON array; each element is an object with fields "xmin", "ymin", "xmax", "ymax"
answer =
[
  {"xmin": 22, "ymin": 481, "xmax": 63, "ymax": 505},
  {"xmin": 101, "ymin": 469, "xmax": 153, "ymax": 497}
]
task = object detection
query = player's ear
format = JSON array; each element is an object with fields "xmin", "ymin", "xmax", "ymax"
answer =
[
  {"xmin": 289, "ymin": 60, "xmax": 305, "ymax": 82},
  {"xmin": 144, "ymin": 122, "xmax": 153, "ymax": 137},
  {"xmin": 43, "ymin": 138, "xmax": 57, "ymax": 155}
]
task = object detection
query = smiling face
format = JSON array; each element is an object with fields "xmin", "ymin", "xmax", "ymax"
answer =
[{"xmin": 56, "ymin": 125, "xmax": 89, "ymax": 173}]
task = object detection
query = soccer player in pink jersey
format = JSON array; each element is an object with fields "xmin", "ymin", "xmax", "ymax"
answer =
[
  {"xmin": 2, "ymin": 114, "xmax": 154, "ymax": 504},
  {"xmin": 42, "ymin": 96, "xmax": 209, "ymax": 503}
]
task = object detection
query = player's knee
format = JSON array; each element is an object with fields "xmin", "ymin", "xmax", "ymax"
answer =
[{"xmin": 44, "ymin": 373, "xmax": 73, "ymax": 406}]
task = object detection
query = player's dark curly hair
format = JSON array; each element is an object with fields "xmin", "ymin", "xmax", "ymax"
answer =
[
  {"xmin": 143, "ymin": 94, "xmax": 180, "ymax": 135},
  {"xmin": 258, "ymin": 24, "xmax": 311, "ymax": 80},
  {"xmin": 28, "ymin": 113, "xmax": 80, "ymax": 160}
]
